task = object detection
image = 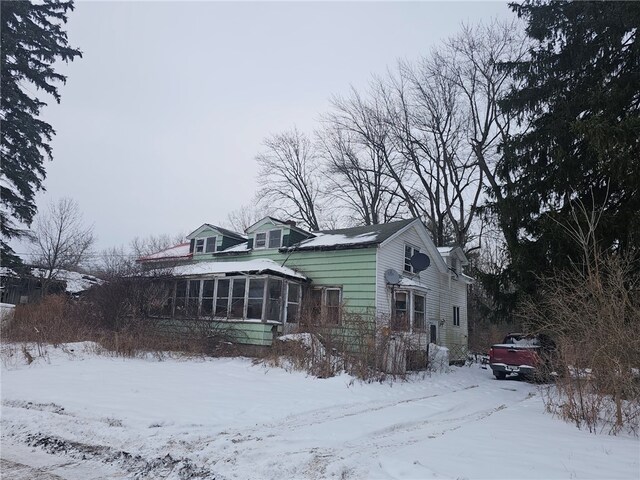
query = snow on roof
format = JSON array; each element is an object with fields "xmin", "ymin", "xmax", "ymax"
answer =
[
  {"xmin": 0, "ymin": 267, "xmax": 19, "ymax": 277},
  {"xmin": 220, "ymin": 242, "xmax": 250, "ymax": 253},
  {"xmin": 397, "ymin": 277, "xmax": 430, "ymax": 291},
  {"xmin": 139, "ymin": 243, "xmax": 191, "ymax": 261},
  {"xmin": 293, "ymin": 232, "xmax": 379, "ymax": 250},
  {"xmin": 167, "ymin": 259, "xmax": 307, "ymax": 280},
  {"xmin": 437, "ymin": 246, "xmax": 455, "ymax": 254},
  {"xmin": 30, "ymin": 268, "xmax": 103, "ymax": 294}
]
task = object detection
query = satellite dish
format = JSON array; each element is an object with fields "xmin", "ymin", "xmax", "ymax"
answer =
[
  {"xmin": 410, "ymin": 253, "xmax": 431, "ymax": 273},
  {"xmin": 384, "ymin": 269, "xmax": 401, "ymax": 285}
]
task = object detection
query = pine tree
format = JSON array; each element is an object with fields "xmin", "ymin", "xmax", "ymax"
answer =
[
  {"xmin": 1, "ymin": 0, "xmax": 82, "ymax": 268},
  {"xmin": 497, "ymin": 0, "xmax": 640, "ymax": 289}
]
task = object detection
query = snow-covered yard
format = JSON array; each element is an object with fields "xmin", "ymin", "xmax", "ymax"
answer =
[{"xmin": 1, "ymin": 343, "xmax": 638, "ymax": 480}]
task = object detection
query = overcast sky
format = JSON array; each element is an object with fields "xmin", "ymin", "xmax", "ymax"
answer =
[{"xmin": 23, "ymin": 1, "xmax": 513, "ymax": 254}]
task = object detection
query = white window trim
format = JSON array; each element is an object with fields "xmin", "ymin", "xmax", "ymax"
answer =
[
  {"xmin": 205, "ymin": 236, "xmax": 217, "ymax": 253},
  {"xmin": 195, "ymin": 238, "xmax": 205, "ymax": 254},
  {"xmin": 254, "ymin": 229, "xmax": 283, "ymax": 249},
  {"xmin": 255, "ymin": 232, "xmax": 267, "ymax": 249},
  {"xmin": 404, "ymin": 244, "xmax": 420, "ymax": 274}
]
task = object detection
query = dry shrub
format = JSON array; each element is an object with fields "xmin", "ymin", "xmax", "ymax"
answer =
[
  {"xmin": 2, "ymin": 295, "xmax": 99, "ymax": 347},
  {"xmin": 268, "ymin": 309, "xmax": 438, "ymax": 381},
  {"xmin": 521, "ymin": 200, "xmax": 640, "ymax": 435}
]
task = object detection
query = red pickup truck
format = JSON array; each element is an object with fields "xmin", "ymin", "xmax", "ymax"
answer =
[{"xmin": 489, "ymin": 333, "xmax": 545, "ymax": 380}]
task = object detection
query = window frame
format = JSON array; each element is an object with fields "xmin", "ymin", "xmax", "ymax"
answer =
[
  {"xmin": 267, "ymin": 229, "xmax": 282, "ymax": 249},
  {"xmin": 195, "ymin": 238, "xmax": 205, "ymax": 254},
  {"xmin": 453, "ymin": 305, "xmax": 460, "ymax": 327},
  {"xmin": 254, "ymin": 229, "xmax": 283, "ymax": 249},
  {"xmin": 413, "ymin": 293, "xmax": 426, "ymax": 332},
  {"xmin": 391, "ymin": 289, "xmax": 410, "ymax": 331},
  {"xmin": 254, "ymin": 232, "xmax": 267, "ymax": 249},
  {"xmin": 205, "ymin": 236, "xmax": 217, "ymax": 253},
  {"xmin": 404, "ymin": 244, "xmax": 420, "ymax": 274}
]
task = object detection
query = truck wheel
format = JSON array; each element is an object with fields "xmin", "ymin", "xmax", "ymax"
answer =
[{"xmin": 494, "ymin": 371, "xmax": 507, "ymax": 380}]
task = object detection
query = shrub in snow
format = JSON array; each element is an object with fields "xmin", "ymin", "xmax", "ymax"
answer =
[{"xmin": 427, "ymin": 343, "xmax": 450, "ymax": 373}]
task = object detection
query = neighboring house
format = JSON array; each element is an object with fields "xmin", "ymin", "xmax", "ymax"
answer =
[
  {"xmin": 0, "ymin": 267, "xmax": 102, "ymax": 305},
  {"xmin": 139, "ymin": 217, "xmax": 473, "ymax": 362}
]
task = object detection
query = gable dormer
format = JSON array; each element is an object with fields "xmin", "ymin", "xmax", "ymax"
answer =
[
  {"xmin": 436, "ymin": 246, "xmax": 469, "ymax": 276},
  {"xmin": 186, "ymin": 224, "xmax": 246, "ymax": 257},
  {"xmin": 245, "ymin": 217, "xmax": 314, "ymax": 250}
]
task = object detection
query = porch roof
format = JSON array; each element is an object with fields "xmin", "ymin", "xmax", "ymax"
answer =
[{"xmin": 167, "ymin": 259, "xmax": 307, "ymax": 281}]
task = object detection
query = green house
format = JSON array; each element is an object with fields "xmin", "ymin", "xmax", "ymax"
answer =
[{"xmin": 138, "ymin": 216, "xmax": 472, "ymax": 360}]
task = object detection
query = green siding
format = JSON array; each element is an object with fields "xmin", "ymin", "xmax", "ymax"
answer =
[
  {"xmin": 218, "ymin": 247, "xmax": 378, "ymax": 314},
  {"xmin": 156, "ymin": 318, "xmax": 278, "ymax": 346}
]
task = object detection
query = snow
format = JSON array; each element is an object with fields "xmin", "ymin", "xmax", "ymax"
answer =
[
  {"xmin": 30, "ymin": 268, "xmax": 103, "ymax": 294},
  {"xmin": 167, "ymin": 258, "xmax": 307, "ymax": 280},
  {"xmin": 294, "ymin": 232, "xmax": 379, "ymax": 249},
  {"xmin": 1, "ymin": 343, "xmax": 638, "ymax": 479},
  {"xmin": 220, "ymin": 242, "xmax": 250, "ymax": 253},
  {"xmin": 398, "ymin": 276, "xmax": 430, "ymax": 290}
]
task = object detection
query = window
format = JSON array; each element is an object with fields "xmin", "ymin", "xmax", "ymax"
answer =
[
  {"xmin": 306, "ymin": 287, "xmax": 342, "ymax": 325},
  {"xmin": 268, "ymin": 229, "xmax": 282, "ymax": 248},
  {"xmin": 266, "ymin": 278, "xmax": 282, "ymax": 321},
  {"xmin": 391, "ymin": 291, "xmax": 409, "ymax": 331},
  {"xmin": 453, "ymin": 306, "xmax": 460, "ymax": 326},
  {"xmin": 325, "ymin": 288, "xmax": 341, "ymax": 325},
  {"xmin": 215, "ymin": 279, "xmax": 230, "ymax": 317},
  {"xmin": 414, "ymin": 294, "xmax": 426, "ymax": 331},
  {"xmin": 247, "ymin": 278, "xmax": 265, "ymax": 319},
  {"xmin": 255, "ymin": 232, "xmax": 266, "ymax": 248},
  {"xmin": 205, "ymin": 236, "xmax": 217, "ymax": 253},
  {"xmin": 187, "ymin": 280, "xmax": 200, "ymax": 316},
  {"xmin": 254, "ymin": 230, "xmax": 282, "ymax": 249},
  {"xmin": 230, "ymin": 278, "xmax": 246, "ymax": 318},
  {"xmin": 310, "ymin": 288, "xmax": 323, "ymax": 321},
  {"xmin": 175, "ymin": 281, "xmax": 187, "ymax": 317},
  {"xmin": 286, "ymin": 283, "xmax": 301, "ymax": 323},
  {"xmin": 195, "ymin": 238, "xmax": 205, "ymax": 254},
  {"xmin": 201, "ymin": 280, "xmax": 215, "ymax": 316},
  {"xmin": 404, "ymin": 245, "xmax": 420, "ymax": 273}
]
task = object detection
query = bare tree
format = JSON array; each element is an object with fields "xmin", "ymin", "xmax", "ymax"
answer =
[
  {"xmin": 29, "ymin": 197, "xmax": 95, "ymax": 293},
  {"xmin": 445, "ymin": 19, "xmax": 528, "ymax": 252},
  {"xmin": 224, "ymin": 201, "xmax": 271, "ymax": 233},
  {"xmin": 256, "ymin": 127, "xmax": 324, "ymax": 231},
  {"xmin": 319, "ymin": 87, "xmax": 408, "ymax": 226},
  {"xmin": 129, "ymin": 232, "xmax": 185, "ymax": 259}
]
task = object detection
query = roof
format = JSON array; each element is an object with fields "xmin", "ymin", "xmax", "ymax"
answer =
[
  {"xmin": 186, "ymin": 224, "xmax": 246, "ymax": 241},
  {"xmin": 287, "ymin": 218, "xmax": 416, "ymax": 251},
  {"xmin": 30, "ymin": 268, "xmax": 103, "ymax": 294},
  {"xmin": 163, "ymin": 259, "xmax": 307, "ymax": 280},
  {"xmin": 138, "ymin": 242, "xmax": 191, "ymax": 262},
  {"xmin": 245, "ymin": 216, "xmax": 313, "ymax": 236}
]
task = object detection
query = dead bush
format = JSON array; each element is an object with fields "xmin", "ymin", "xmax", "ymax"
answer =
[
  {"xmin": 2, "ymin": 295, "xmax": 99, "ymax": 347},
  {"xmin": 520, "ymin": 201, "xmax": 640, "ymax": 435}
]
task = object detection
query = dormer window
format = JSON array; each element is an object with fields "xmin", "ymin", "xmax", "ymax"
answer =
[
  {"xmin": 254, "ymin": 230, "xmax": 282, "ymax": 249},
  {"xmin": 255, "ymin": 232, "xmax": 267, "ymax": 248},
  {"xmin": 195, "ymin": 239, "xmax": 205, "ymax": 254},
  {"xmin": 268, "ymin": 229, "xmax": 282, "ymax": 248},
  {"xmin": 205, "ymin": 236, "xmax": 217, "ymax": 253}
]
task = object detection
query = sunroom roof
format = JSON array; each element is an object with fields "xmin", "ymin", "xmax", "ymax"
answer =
[{"xmin": 166, "ymin": 259, "xmax": 307, "ymax": 280}]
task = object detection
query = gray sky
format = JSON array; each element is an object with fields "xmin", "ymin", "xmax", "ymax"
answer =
[{"xmin": 28, "ymin": 1, "xmax": 512, "ymax": 252}]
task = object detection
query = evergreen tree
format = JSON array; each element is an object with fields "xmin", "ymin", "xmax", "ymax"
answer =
[
  {"xmin": 1, "ymin": 0, "xmax": 82, "ymax": 268},
  {"xmin": 497, "ymin": 0, "xmax": 640, "ymax": 292}
]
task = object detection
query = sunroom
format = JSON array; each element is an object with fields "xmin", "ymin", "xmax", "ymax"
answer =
[{"xmin": 153, "ymin": 259, "xmax": 307, "ymax": 324}]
